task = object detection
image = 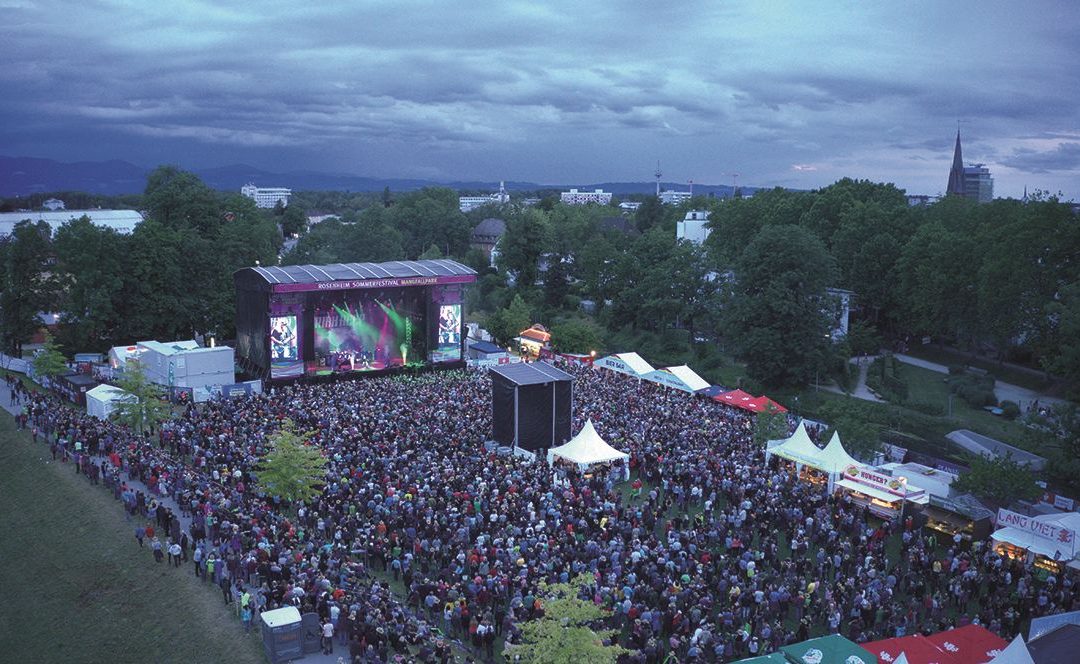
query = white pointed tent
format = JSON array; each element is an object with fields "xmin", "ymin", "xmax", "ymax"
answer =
[
  {"xmin": 988, "ymin": 634, "xmax": 1035, "ymax": 664},
  {"xmin": 765, "ymin": 422, "xmax": 824, "ymax": 467},
  {"xmin": 817, "ymin": 431, "xmax": 865, "ymax": 491},
  {"xmin": 548, "ymin": 420, "xmax": 630, "ymax": 478}
]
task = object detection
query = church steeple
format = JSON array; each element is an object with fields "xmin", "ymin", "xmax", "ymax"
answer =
[{"xmin": 946, "ymin": 130, "xmax": 965, "ymax": 197}]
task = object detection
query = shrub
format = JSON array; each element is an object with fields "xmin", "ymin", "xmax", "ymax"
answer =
[
  {"xmin": 947, "ymin": 373, "xmax": 996, "ymax": 408},
  {"xmin": 1000, "ymin": 400, "xmax": 1021, "ymax": 420},
  {"xmin": 907, "ymin": 400, "xmax": 946, "ymax": 416}
]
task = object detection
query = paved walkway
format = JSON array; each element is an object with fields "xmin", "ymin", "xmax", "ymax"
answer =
[{"xmin": 819, "ymin": 356, "xmax": 885, "ymax": 403}]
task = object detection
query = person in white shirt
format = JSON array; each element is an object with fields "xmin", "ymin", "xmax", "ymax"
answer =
[{"xmin": 321, "ymin": 619, "xmax": 334, "ymax": 655}]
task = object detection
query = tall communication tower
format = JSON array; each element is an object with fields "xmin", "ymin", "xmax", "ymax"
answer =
[{"xmin": 654, "ymin": 160, "xmax": 662, "ymax": 197}]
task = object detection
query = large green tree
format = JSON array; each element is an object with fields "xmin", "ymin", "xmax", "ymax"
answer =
[
  {"xmin": 0, "ymin": 220, "xmax": 55, "ymax": 355},
  {"xmin": 722, "ymin": 224, "xmax": 835, "ymax": 387},
  {"xmin": 109, "ymin": 359, "xmax": 171, "ymax": 435},
  {"xmin": 31, "ymin": 332, "xmax": 68, "ymax": 381},
  {"xmin": 144, "ymin": 165, "xmax": 221, "ymax": 234},
  {"xmin": 507, "ymin": 575, "xmax": 628, "ymax": 664},
  {"xmin": 52, "ymin": 215, "xmax": 128, "ymax": 350},
  {"xmin": 255, "ymin": 420, "xmax": 327, "ymax": 507},
  {"xmin": 499, "ymin": 208, "xmax": 551, "ymax": 288},
  {"xmin": 953, "ymin": 454, "xmax": 1041, "ymax": 505}
]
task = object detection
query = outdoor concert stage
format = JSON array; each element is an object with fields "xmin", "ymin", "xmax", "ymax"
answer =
[{"xmin": 234, "ymin": 260, "xmax": 477, "ymax": 381}]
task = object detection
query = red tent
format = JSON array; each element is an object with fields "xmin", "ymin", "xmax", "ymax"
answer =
[
  {"xmin": 863, "ymin": 634, "xmax": 960, "ymax": 664},
  {"xmin": 713, "ymin": 389, "xmax": 758, "ymax": 412},
  {"xmin": 748, "ymin": 395, "xmax": 788, "ymax": 414},
  {"xmin": 924, "ymin": 625, "xmax": 1008, "ymax": 663}
]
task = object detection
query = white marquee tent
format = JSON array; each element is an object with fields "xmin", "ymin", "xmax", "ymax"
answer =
[
  {"xmin": 86, "ymin": 384, "xmax": 135, "ymax": 421},
  {"xmin": 593, "ymin": 352, "xmax": 654, "ymax": 378},
  {"xmin": 548, "ymin": 420, "xmax": 630, "ymax": 478},
  {"xmin": 643, "ymin": 364, "xmax": 711, "ymax": 393}
]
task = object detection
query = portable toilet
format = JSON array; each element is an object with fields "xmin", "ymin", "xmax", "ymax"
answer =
[{"xmin": 260, "ymin": 605, "xmax": 303, "ymax": 663}]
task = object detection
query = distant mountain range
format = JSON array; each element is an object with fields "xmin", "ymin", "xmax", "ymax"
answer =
[{"xmin": 0, "ymin": 155, "xmax": 755, "ymax": 198}]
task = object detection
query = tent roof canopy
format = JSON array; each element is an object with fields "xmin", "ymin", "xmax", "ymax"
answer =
[
  {"xmin": 663, "ymin": 365, "xmax": 710, "ymax": 392},
  {"xmin": 778, "ymin": 633, "xmax": 877, "ymax": 664},
  {"xmin": 714, "ymin": 388, "xmax": 756, "ymax": 409},
  {"xmin": 768, "ymin": 422, "xmax": 825, "ymax": 467},
  {"xmin": 595, "ymin": 352, "xmax": 654, "ymax": 376},
  {"xmin": 815, "ymin": 431, "xmax": 863, "ymax": 474},
  {"xmin": 548, "ymin": 420, "xmax": 629, "ymax": 466},
  {"xmin": 925, "ymin": 625, "xmax": 1007, "ymax": 663}
]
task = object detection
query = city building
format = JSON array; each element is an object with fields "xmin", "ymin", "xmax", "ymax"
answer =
[
  {"xmin": 963, "ymin": 165, "xmax": 994, "ymax": 203},
  {"xmin": 459, "ymin": 181, "xmax": 510, "ymax": 212},
  {"xmin": 43, "ymin": 198, "xmax": 65, "ymax": 211},
  {"xmin": 469, "ymin": 217, "xmax": 506, "ymax": 263},
  {"xmin": 659, "ymin": 189, "xmax": 692, "ymax": 205},
  {"xmin": 676, "ymin": 210, "xmax": 711, "ymax": 245},
  {"xmin": 0, "ymin": 209, "xmax": 143, "ymax": 238},
  {"xmin": 906, "ymin": 194, "xmax": 941, "ymax": 207},
  {"xmin": 825, "ymin": 287, "xmax": 854, "ymax": 339},
  {"xmin": 946, "ymin": 131, "xmax": 993, "ymax": 203},
  {"xmin": 241, "ymin": 183, "xmax": 292, "ymax": 208},
  {"xmin": 560, "ymin": 188, "xmax": 612, "ymax": 205}
]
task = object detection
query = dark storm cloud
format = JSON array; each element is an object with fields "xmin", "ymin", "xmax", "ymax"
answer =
[
  {"xmin": 1001, "ymin": 143, "xmax": 1080, "ymax": 173},
  {"xmin": 1, "ymin": 1, "xmax": 1078, "ymax": 197}
]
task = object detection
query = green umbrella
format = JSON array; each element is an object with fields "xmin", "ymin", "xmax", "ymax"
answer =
[{"xmin": 779, "ymin": 634, "xmax": 878, "ymax": 664}]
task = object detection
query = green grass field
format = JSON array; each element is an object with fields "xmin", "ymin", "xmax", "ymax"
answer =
[
  {"xmin": 893, "ymin": 361, "xmax": 1036, "ymax": 448},
  {"xmin": 0, "ymin": 413, "xmax": 265, "ymax": 664},
  {"xmin": 902, "ymin": 345, "xmax": 1059, "ymax": 394}
]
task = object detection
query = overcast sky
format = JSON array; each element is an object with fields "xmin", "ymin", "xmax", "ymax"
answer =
[{"xmin": 2, "ymin": 1, "xmax": 1078, "ymax": 198}]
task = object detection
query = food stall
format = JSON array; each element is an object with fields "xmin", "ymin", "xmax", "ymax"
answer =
[
  {"xmin": 992, "ymin": 508, "xmax": 1080, "ymax": 574},
  {"xmin": 923, "ymin": 493, "xmax": 993, "ymax": 542},
  {"xmin": 765, "ymin": 422, "xmax": 830, "ymax": 487},
  {"xmin": 835, "ymin": 464, "xmax": 925, "ymax": 519},
  {"xmin": 877, "ymin": 462, "xmax": 994, "ymax": 541}
]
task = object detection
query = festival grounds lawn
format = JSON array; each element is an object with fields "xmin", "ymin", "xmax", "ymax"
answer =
[{"xmin": 0, "ymin": 413, "xmax": 265, "ymax": 664}]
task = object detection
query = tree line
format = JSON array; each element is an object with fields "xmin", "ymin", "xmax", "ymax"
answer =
[{"xmin": 3, "ymin": 168, "xmax": 1079, "ymax": 403}]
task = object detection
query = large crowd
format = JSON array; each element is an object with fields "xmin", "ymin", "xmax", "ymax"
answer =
[{"xmin": 16, "ymin": 362, "xmax": 1080, "ymax": 663}]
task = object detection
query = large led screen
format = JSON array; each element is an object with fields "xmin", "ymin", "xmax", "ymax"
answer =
[
  {"xmin": 431, "ymin": 303, "xmax": 462, "ymax": 363},
  {"xmin": 309, "ymin": 293, "xmax": 424, "ymax": 376},
  {"xmin": 269, "ymin": 315, "xmax": 303, "ymax": 378}
]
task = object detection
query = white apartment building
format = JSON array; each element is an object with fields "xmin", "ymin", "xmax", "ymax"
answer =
[
  {"xmin": 0, "ymin": 209, "xmax": 143, "ymax": 238},
  {"xmin": 241, "ymin": 183, "xmax": 292, "ymax": 208},
  {"xmin": 676, "ymin": 210, "xmax": 711, "ymax": 245},
  {"xmin": 660, "ymin": 190, "xmax": 692, "ymax": 205},
  {"xmin": 459, "ymin": 182, "xmax": 510, "ymax": 212},
  {"xmin": 560, "ymin": 188, "xmax": 612, "ymax": 205}
]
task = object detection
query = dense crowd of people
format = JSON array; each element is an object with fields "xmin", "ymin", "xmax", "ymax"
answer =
[{"xmin": 16, "ymin": 362, "xmax": 1080, "ymax": 663}]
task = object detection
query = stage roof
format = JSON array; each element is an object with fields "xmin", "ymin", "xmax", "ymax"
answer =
[{"xmin": 235, "ymin": 259, "xmax": 477, "ymax": 291}]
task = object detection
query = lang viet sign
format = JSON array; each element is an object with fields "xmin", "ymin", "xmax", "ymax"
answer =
[{"xmin": 996, "ymin": 508, "xmax": 1076, "ymax": 557}]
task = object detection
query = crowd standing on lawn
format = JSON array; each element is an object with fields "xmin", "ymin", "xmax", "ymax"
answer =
[{"xmin": 13, "ymin": 363, "xmax": 1080, "ymax": 663}]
